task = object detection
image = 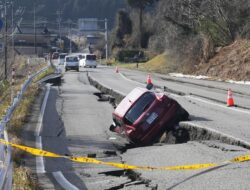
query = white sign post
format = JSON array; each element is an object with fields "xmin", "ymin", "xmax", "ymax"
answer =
[{"xmin": 0, "ymin": 43, "xmax": 4, "ymax": 52}]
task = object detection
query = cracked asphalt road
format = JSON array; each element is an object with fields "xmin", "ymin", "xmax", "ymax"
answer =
[{"xmin": 23, "ymin": 66, "xmax": 250, "ymax": 190}]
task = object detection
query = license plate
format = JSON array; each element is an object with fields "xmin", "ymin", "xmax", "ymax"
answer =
[{"xmin": 146, "ymin": 112, "xmax": 158, "ymax": 124}]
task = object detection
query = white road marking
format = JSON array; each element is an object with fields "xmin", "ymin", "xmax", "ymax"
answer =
[
  {"xmin": 119, "ymin": 72, "xmax": 144, "ymax": 86},
  {"xmin": 52, "ymin": 172, "xmax": 79, "ymax": 190},
  {"xmin": 36, "ymin": 84, "xmax": 50, "ymax": 173},
  {"xmin": 187, "ymin": 95, "xmax": 250, "ymax": 115},
  {"xmin": 36, "ymin": 84, "xmax": 79, "ymax": 190},
  {"xmin": 36, "ymin": 136, "xmax": 45, "ymax": 173}
]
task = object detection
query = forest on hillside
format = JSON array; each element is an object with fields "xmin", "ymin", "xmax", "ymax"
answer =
[
  {"xmin": 111, "ymin": 0, "xmax": 250, "ymax": 73},
  {"xmin": 19, "ymin": 0, "xmax": 126, "ymax": 27}
]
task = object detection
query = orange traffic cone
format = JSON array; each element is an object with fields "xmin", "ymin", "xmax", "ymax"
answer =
[
  {"xmin": 227, "ymin": 88, "xmax": 234, "ymax": 107},
  {"xmin": 115, "ymin": 66, "xmax": 119, "ymax": 73},
  {"xmin": 147, "ymin": 74, "xmax": 152, "ymax": 85}
]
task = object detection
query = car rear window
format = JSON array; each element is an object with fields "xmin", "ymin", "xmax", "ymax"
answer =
[
  {"xmin": 86, "ymin": 54, "xmax": 96, "ymax": 60},
  {"xmin": 52, "ymin": 52, "xmax": 59, "ymax": 59},
  {"xmin": 66, "ymin": 57, "xmax": 78, "ymax": 62},
  {"xmin": 59, "ymin": 54, "xmax": 67, "ymax": 59},
  {"xmin": 124, "ymin": 92, "xmax": 155, "ymax": 125}
]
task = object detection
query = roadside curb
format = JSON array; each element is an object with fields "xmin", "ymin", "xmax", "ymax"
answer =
[
  {"xmin": 88, "ymin": 72, "xmax": 125, "ymax": 104},
  {"xmin": 179, "ymin": 122, "xmax": 250, "ymax": 149}
]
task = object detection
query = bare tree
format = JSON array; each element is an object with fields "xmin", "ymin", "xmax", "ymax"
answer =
[{"xmin": 127, "ymin": 0, "xmax": 155, "ymax": 47}]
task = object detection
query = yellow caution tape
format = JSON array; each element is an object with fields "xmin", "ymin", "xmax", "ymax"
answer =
[
  {"xmin": 161, "ymin": 163, "xmax": 218, "ymax": 170},
  {"xmin": 1, "ymin": 139, "xmax": 250, "ymax": 171},
  {"xmin": 0, "ymin": 139, "xmax": 61, "ymax": 158}
]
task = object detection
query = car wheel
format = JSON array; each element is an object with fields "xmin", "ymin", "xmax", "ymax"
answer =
[{"xmin": 109, "ymin": 124, "xmax": 116, "ymax": 132}]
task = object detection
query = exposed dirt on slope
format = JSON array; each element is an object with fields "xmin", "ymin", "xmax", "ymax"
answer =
[{"xmin": 193, "ymin": 39, "xmax": 250, "ymax": 81}]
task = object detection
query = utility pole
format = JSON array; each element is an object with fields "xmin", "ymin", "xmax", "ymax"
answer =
[
  {"xmin": 58, "ymin": 11, "xmax": 61, "ymax": 44},
  {"xmin": 69, "ymin": 21, "xmax": 72, "ymax": 53},
  {"xmin": 4, "ymin": 0, "xmax": 8, "ymax": 80},
  {"xmin": 11, "ymin": 1, "xmax": 14, "ymax": 64},
  {"xmin": 56, "ymin": 9, "xmax": 62, "ymax": 50},
  {"xmin": 105, "ymin": 18, "xmax": 108, "ymax": 61},
  {"xmin": 34, "ymin": 0, "xmax": 37, "ymax": 55}
]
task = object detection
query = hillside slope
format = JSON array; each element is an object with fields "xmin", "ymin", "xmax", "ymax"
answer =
[
  {"xmin": 111, "ymin": 0, "xmax": 250, "ymax": 81},
  {"xmin": 193, "ymin": 39, "xmax": 250, "ymax": 81}
]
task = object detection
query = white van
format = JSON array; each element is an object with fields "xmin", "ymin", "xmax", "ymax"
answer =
[
  {"xmin": 64, "ymin": 55, "xmax": 79, "ymax": 72},
  {"xmin": 79, "ymin": 54, "xmax": 97, "ymax": 68}
]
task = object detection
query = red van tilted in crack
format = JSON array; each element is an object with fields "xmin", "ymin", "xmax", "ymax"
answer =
[{"xmin": 110, "ymin": 87, "xmax": 189, "ymax": 146}]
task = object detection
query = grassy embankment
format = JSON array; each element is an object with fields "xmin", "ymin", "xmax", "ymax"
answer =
[
  {"xmin": 112, "ymin": 53, "xmax": 179, "ymax": 74},
  {"xmin": 0, "ymin": 56, "xmax": 54, "ymax": 190}
]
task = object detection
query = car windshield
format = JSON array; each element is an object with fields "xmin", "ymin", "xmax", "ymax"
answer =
[
  {"xmin": 124, "ymin": 92, "xmax": 155, "ymax": 125},
  {"xmin": 66, "ymin": 57, "xmax": 78, "ymax": 62},
  {"xmin": 86, "ymin": 54, "xmax": 96, "ymax": 60}
]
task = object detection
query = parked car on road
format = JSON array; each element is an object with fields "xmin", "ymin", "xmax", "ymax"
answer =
[
  {"xmin": 64, "ymin": 55, "xmax": 79, "ymax": 72},
  {"xmin": 79, "ymin": 54, "xmax": 97, "ymax": 68},
  {"xmin": 110, "ymin": 87, "xmax": 189, "ymax": 145},
  {"xmin": 58, "ymin": 53, "xmax": 67, "ymax": 65}
]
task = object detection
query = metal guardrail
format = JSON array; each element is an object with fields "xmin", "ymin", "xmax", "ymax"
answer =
[{"xmin": 0, "ymin": 64, "xmax": 49, "ymax": 190}]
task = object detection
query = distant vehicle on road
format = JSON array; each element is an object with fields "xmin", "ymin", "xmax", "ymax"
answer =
[
  {"xmin": 110, "ymin": 87, "xmax": 189, "ymax": 145},
  {"xmin": 52, "ymin": 52, "xmax": 59, "ymax": 60},
  {"xmin": 58, "ymin": 53, "xmax": 68, "ymax": 65},
  {"xmin": 64, "ymin": 55, "xmax": 79, "ymax": 72},
  {"xmin": 79, "ymin": 54, "xmax": 97, "ymax": 68}
]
